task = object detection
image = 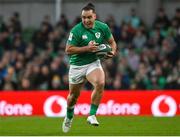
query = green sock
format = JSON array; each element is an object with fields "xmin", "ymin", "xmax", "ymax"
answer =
[
  {"xmin": 67, "ymin": 107, "xmax": 74, "ymax": 119},
  {"xmin": 89, "ymin": 104, "xmax": 98, "ymax": 116}
]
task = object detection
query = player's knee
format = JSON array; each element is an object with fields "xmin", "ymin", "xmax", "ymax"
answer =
[
  {"xmin": 72, "ymin": 92, "xmax": 80, "ymax": 99},
  {"xmin": 68, "ymin": 92, "xmax": 80, "ymax": 103},
  {"xmin": 94, "ymin": 80, "xmax": 105, "ymax": 89}
]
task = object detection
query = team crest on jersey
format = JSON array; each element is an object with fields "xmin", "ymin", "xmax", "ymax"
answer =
[
  {"xmin": 82, "ymin": 34, "xmax": 88, "ymax": 39},
  {"xmin": 95, "ymin": 32, "xmax": 101, "ymax": 39}
]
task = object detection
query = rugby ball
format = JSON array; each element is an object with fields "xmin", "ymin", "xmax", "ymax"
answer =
[{"xmin": 95, "ymin": 44, "xmax": 112, "ymax": 59}]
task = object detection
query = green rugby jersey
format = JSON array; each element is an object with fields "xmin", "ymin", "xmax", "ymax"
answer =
[{"xmin": 67, "ymin": 20, "xmax": 112, "ymax": 66}]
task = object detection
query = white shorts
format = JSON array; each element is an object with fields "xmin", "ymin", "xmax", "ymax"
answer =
[{"xmin": 69, "ymin": 60, "xmax": 103, "ymax": 84}]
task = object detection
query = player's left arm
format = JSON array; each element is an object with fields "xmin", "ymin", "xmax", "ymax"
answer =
[
  {"xmin": 103, "ymin": 23, "xmax": 117, "ymax": 58},
  {"xmin": 107, "ymin": 36, "xmax": 117, "ymax": 58}
]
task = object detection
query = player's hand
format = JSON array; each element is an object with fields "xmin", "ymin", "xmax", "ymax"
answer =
[
  {"xmin": 87, "ymin": 40, "xmax": 99, "ymax": 52},
  {"xmin": 104, "ymin": 51, "xmax": 115, "ymax": 59}
]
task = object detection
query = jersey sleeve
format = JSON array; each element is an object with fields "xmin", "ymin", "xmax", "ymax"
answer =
[
  {"xmin": 66, "ymin": 29, "xmax": 79, "ymax": 46},
  {"xmin": 104, "ymin": 24, "xmax": 113, "ymax": 41}
]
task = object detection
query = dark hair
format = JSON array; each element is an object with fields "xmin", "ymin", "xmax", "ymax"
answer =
[{"xmin": 82, "ymin": 3, "xmax": 95, "ymax": 13}]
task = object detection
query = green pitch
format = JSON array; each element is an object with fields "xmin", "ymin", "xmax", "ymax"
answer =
[{"xmin": 0, "ymin": 116, "xmax": 180, "ymax": 136}]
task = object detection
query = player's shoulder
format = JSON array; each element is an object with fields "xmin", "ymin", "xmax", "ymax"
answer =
[
  {"xmin": 95, "ymin": 20, "xmax": 109, "ymax": 28},
  {"xmin": 71, "ymin": 22, "xmax": 84, "ymax": 32}
]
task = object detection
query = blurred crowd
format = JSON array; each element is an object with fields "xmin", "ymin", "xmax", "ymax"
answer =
[{"xmin": 0, "ymin": 7, "xmax": 180, "ymax": 91}]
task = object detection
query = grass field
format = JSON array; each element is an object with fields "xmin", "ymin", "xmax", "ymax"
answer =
[{"xmin": 0, "ymin": 116, "xmax": 180, "ymax": 136}]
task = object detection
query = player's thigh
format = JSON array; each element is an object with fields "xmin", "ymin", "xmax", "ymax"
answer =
[
  {"xmin": 69, "ymin": 65, "xmax": 86, "ymax": 84},
  {"xmin": 86, "ymin": 68, "xmax": 105, "ymax": 86}
]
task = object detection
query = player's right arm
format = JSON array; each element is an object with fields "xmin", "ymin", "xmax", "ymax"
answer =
[
  {"xmin": 65, "ymin": 44, "xmax": 97, "ymax": 55},
  {"xmin": 65, "ymin": 31, "xmax": 98, "ymax": 55}
]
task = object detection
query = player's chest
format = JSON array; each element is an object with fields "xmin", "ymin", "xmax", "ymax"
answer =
[{"xmin": 79, "ymin": 30, "xmax": 104, "ymax": 46}]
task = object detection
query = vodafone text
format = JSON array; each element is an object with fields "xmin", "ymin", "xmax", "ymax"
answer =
[
  {"xmin": 74, "ymin": 100, "xmax": 140, "ymax": 115},
  {"xmin": 0, "ymin": 101, "xmax": 32, "ymax": 116}
]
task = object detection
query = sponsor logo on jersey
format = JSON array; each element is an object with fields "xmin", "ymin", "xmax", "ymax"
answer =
[
  {"xmin": 68, "ymin": 32, "xmax": 73, "ymax": 41},
  {"xmin": 82, "ymin": 34, "xmax": 88, "ymax": 39}
]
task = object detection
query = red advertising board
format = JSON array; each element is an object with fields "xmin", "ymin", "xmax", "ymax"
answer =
[{"xmin": 0, "ymin": 90, "xmax": 179, "ymax": 117}]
